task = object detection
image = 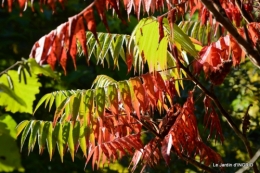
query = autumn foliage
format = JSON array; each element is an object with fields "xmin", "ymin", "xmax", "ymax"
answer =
[{"xmin": 3, "ymin": 0, "xmax": 260, "ymax": 172}]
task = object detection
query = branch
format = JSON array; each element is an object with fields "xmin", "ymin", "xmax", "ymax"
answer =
[
  {"xmin": 200, "ymin": 0, "xmax": 260, "ymax": 69},
  {"xmin": 0, "ymin": 61, "xmax": 22, "ymax": 76},
  {"xmin": 236, "ymin": 149, "xmax": 260, "ymax": 173},
  {"xmin": 179, "ymin": 62, "xmax": 259, "ymax": 172}
]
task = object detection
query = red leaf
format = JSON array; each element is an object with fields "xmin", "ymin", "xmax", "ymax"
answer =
[
  {"xmin": 95, "ymin": 0, "xmax": 110, "ymax": 32},
  {"xmin": 18, "ymin": 0, "xmax": 26, "ymax": 16},
  {"xmin": 58, "ymin": 0, "xmax": 65, "ymax": 9},
  {"xmin": 157, "ymin": 16, "xmax": 164, "ymax": 43},
  {"xmin": 230, "ymin": 36, "xmax": 242, "ymax": 66},
  {"xmin": 134, "ymin": 0, "xmax": 142, "ymax": 20},
  {"xmin": 7, "ymin": 0, "xmax": 12, "ymax": 12},
  {"xmin": 195, "ymin": 45, "xmax": 222, "ymax": 77},
  {"xmin": 46, "ymin": 23, "xmax": 67, "ymax": 70},
  {"xmin": 31, "ymin": 30, "xmax": 56, "ymax": 65},
  {"xmin": 126, "ymin": 51, "xmax": 133, "ymax": 73},
  {"xmin": 123, "ymin": 0, "xmax": 133, "ymax": 18},
  {"xmin": 83, "ymin": 8, "xmax": 98, "ymax": 42},
  {"xmin": 248, "ymin": 22, "xmax": 260, "ymax": 46},
  {"xmin": 75, "ymin": 16, "xmax": 88, "ymax": 61},
  {"xmin": 167, "ymin": 9, "xmax": 176, "ymax": 31},
  {"xmin": 68, "ymin": 16, "xmax": 78, "ymax": 70},
  {"xmin": 60, "ymin": 47, "xmax": 68, "ymax": 75},
  {"xmin": 203, "ymin": 96, "xmax": 224, "ymax": 142},
  {"xmin": 47, "ymin": 0, "xmax": 56, "ymax": 13},
  {"xmin": 143, "ymin": 0, "xmax": 152, "ymax": 14},
  {"xmin": 161, "ymin": 134, "xmax": 172, "ymax": 165},
  {"xmin": 107, "ymin": 0, "xmax": 125, "ymax": 24},
  {"xmin": 200, "ymin": 7, "xmax": 209, "ymax": 25},
  {"xmin": 209, "ymin": 60, "xmax": 232, "ymax": 85},
  {"xmin": 142, "ymin": 73, "xmax": 157, "ymax": 107}
]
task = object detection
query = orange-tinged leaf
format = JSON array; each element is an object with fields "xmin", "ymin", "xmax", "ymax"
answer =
[
  {"xmin": 118, "ymin": 81, "xmax": 132, "ymax": 120},
  {"xmin": 126, "ymin": 51, "xmax": 133, "ymax": 73},
  {"xmin": 58, "ymin": 0, "xmax": 65, "ymax": 9},
  {"xmin": 60, "ymin": 47, "xmax": 68, "ymax": 75},
  {"xmin": 47, "ymin": 0, "xmax": 56, "ymax": 13},
  {"xmin": 129, "ymin": 77, "xmax": 147, "ymax": 111},
  {"xmin": 134, "ymin": 0, "xmax": 142, "ymax": 20},
  {"xmin": 142, "ymin": 73, "xmax": 156, "ymax": 107},
  {"xmin": 18, "ymin": 0, "xmax": 26, "ymax": 16},
  {"xmin": 69, "ymin": 16, "xmax": 78, "ymax": 70},
  {"xmin": 107, "ymin": 84, "xmax": 119, "ymax": 117},
  {"xmin": 75, "ymin": 16, "xmax": 88, "ymax": 60},
  {"xmin": 83, "ymin": 8, "xmax": 98, "ymax": 42},
  {"xmin": 95, "ymin": 0, "xmax": 109, "ymax": 32},
  {"xmin": 107, "ymin": 0, "xmax": 125, "ymax": 23},
  {"xmin": 129, "ymin": 77, "xmax": 147, "ymax": 117},
  {"xmin": 230, "ymin": 36, "xmax": 242, "ymax": 67},
  {"xmin": 7, "ymin": 0, "xmax": 12, "ymax": 12}
]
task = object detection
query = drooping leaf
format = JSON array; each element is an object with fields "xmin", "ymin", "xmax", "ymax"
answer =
[
  {"xmin": 95, "ymin": 88, "xmax": 106, "ymax": 119},
  {"xmin": 118, "ymin": 81, "xmax": 132, "ymax": 120}
]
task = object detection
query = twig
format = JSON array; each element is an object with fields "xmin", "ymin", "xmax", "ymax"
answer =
[
  {"xmin": 236, "ymin": 149, "xmax": 260, "ymax": 173},
  {"xmin": 179, "ymin": 62, "xmax": 259, "ymax": 172},
  {"xmin": 0, "ymin": 61, "xmax": 22, "ymax": 76}
]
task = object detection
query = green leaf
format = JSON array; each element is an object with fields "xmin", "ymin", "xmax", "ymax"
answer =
[
  {"xmin": 34, "ymin": 93, "xmax": 52, "ymax": 114},
  {"xmin": 95, "ymin": 88, "xmax": 106, "ymax": 119},
  {"xmin": 38, "ymin": 122, "xmax": 49, "ymax": 154},
  {"xmin": 172, "ymin": 23, "xmax": 198, "ymax": 57},
  {"xmin": 0, "ymin": 114, "xmax": 24, "ymax": 172},
  {"xmin": 27, "ymin": 58, "xmax": 59, "ymax": 79},
  {"xmin": 0, "ymin": 70, "xmax": 41, "ymax": 114},
  {"xmin": 28, "ymin": 121, "xmax": 40, "ymax": 153},
  {"xmin": 46, "ymin": 122, "xmax": 53, "ymax": 161},
  {"xmin": 16, "ymin": 120, "xmax": 29, "ymax": 137},
  {"xmin": 79, "ymin": 123, "xmax": 87, "ymax": 157},
  {"xmin": 84, "ymin": 90, "xmax": 94, "ymax": 125},
  {"xmin": 56, "ymin": 122, "xmax": 64, "ymax": 162},
  {"xmin": 54, "ymin": 96, "xmax": 71, "ymax": 125},
  {"xmin": 91, "ymin": 75, "xmax": 117, "ymax": 89},
  {"xmin": 20, "ymin": 120, "xmax": 33, "ymax": 151},
  {"xmin": 69, "ymin": 93, "xmax": 80, "ymax": 123},
  {"xmin": 132, "ymin": 17, "xmax": 168, "ymax": 72},
  {"xmin": 64, "ymin": 122, "xmax": 74, "ymax": 161},
  {"xmin": 111, "ymin": 35, "xmax": 126, "ymax": 69},
  {"xmin": 73, "ymin": 121, "xmax": 80, "ymax": 151},
  {"xmin": 0, "ymin": 83, "xmax": 26, "ymax": 106}
]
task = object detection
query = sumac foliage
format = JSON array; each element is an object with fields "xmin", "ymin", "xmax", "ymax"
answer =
[{"xmin": 4, "ymin": 0, "xmax": 260, "ymax": 172}]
